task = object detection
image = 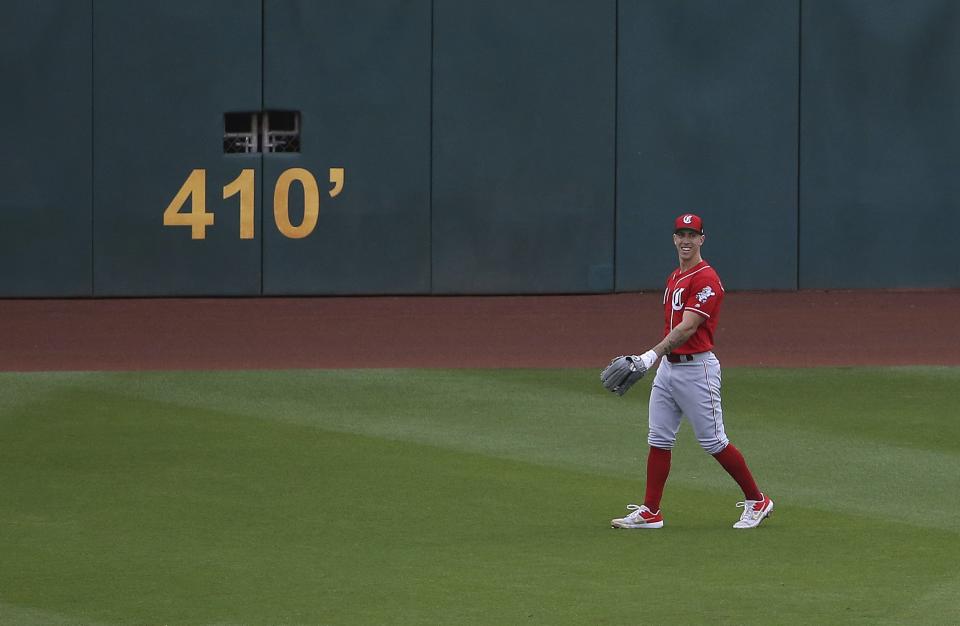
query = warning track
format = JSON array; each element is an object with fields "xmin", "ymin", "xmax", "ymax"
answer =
[{"xmin": 1, "ymin": 290, "xmax": 957, "ymax": 371}]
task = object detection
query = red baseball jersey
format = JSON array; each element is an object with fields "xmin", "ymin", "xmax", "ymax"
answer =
[{"xmin": 661, "ymin": 260, "xmax": 724, "ymax": 354}]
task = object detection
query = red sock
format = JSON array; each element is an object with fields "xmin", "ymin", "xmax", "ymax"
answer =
[
  {"xmin": 713, "ymin": 443, "xmax": 762, "ymax": 501},
  {"xmin": 643, "ymin": 446, "xmax": 672, "ymax": 512}
]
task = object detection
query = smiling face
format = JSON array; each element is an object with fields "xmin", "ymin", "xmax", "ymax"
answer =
[{"xmin": 673, "ymin": 229, "xmax": 705, "ymax": 267}]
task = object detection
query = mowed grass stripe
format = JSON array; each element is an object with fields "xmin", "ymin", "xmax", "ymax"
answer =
[
  {"xmin": 5, "ymin": 368, "xmax": 958, "ymax": 531},
  {"xmin": 1, "ymin": 368, "xmax": 959, "ymax": 624}
]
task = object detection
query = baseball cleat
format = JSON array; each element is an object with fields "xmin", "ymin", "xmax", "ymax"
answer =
[
  {"xmin": 611, "ymin": 504, "xmax": 664, "ymax": 529},
  {"xmin": 733, "ymin": 493, "xmax": 774, "ymax": 529}
]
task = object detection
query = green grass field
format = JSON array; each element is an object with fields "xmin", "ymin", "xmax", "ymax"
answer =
[{"xmin": 2, "ymin": 367, "xmax": 959, "ymax": 625}]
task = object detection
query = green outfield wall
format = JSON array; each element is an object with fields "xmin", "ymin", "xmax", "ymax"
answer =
[
  {"xmin": 1, "ymin": 0, "xmax": 957, "ymax": 296},
  {"xmin": 261, "ymin": 0, "xmax": 432, "ymax": 295},
  {"xmin": 0, "ymin": 1, "xmax": 93, "ymax": 297},
  {"xmin": 799, "ymin": 0, "xmax": 960, "ymax": 288},
  {"xmin": 616, "ymin": 0, "xmax": 798, "ymax": 290},
  {"xmin": 92, "ymin": 0, "xmax": 263, "ymax": 296},
  {"xmin": 432, "ymin": 0, "xmax": 616, "ymax": 294}
]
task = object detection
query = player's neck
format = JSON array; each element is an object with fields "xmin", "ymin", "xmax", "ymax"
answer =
[{"xmin": 678, "ymin": 255, "xmax": 703, "ymax": 272}]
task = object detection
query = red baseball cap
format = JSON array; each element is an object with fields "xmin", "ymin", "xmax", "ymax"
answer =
[{"xmin": 674, "ymin": 213, "xmax": 703, "ymax": 234}]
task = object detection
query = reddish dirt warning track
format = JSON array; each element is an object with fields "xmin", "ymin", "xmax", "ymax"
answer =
[{"xmin": 1, "ymin": 290, "xmax": 958, "ymax": 371}]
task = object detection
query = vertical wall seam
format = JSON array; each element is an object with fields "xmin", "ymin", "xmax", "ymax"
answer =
[
  {"xmin": 612, "ymin": 0, "xmax": 619, "ymax": 293},
  {"xmin": 90, "ymin": 0, "xmax": 95, "ymax": 296},
  {"xmin": 796, "ymin": 0, "xmax": 802, "ymax": 290},
  {"xmin": 429, "ymin": 0, "xmax": 435, "ymax": 295},
  {"xmin": 260, "ymin": 0, "xmax": 265, "ymax": 295}
]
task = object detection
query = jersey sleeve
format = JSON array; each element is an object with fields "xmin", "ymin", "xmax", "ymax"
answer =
[{"xmin": 683, "ymin": 274, "xmax": 723, "ymax": 319}]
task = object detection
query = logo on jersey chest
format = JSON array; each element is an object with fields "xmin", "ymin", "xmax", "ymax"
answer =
[
  {"xmin": 672, "ymin": 285, "xmax": 716, "ymax": 312},
  {"xmin": 671, "ymin": 288, "xmax": 685, "ymax": 311}
]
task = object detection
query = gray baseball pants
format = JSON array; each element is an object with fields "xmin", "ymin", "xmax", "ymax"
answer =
[{"xmin": 647, "ymin": 351, "xmax": 729, "ymax": 455}]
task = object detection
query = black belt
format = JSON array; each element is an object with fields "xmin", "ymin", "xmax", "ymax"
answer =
[{"xmin": 666, "ymin": 353, "xmax": 696, "ymax": 363}]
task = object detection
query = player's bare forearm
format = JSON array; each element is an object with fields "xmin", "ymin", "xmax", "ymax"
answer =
[
  {"xmin": 652, "ymin": 325, "xmax": 696, "ymax": 357},
  {"xmin": 648, "ymin": 310, "xmax": 706, "ymax": 357}
]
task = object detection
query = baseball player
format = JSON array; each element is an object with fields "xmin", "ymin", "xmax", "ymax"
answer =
[{"xmin": 601, "ymin": 214, "xmax": 773, "ymax": 529}]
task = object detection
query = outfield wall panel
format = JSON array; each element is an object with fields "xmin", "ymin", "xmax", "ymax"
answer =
[
  {"xmin": 0, "ymin": 1, "xmax": 92, "ymax": 297},
  {"xmin": 431, "ymin": 0, "xmax": 617, "ymax": 294},
  {"xmin": 92, "ymin": 1, "xmax": 262, "ymax": 296},
  {"xmin": 261, "ymin": 0, "xmax": 431, "ymax": 295},
  {"xmin": 616, "ymin": 0, "xmax": 799, "ymax": 291},
  {"xmin": 799, "ymin": 0, "xmax": 960, "ymax": 288}
]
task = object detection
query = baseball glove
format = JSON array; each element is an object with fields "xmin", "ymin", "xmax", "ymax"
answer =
[{"xmin": 600, "ymin": 355, "xmax": 648, "ymax": 396}]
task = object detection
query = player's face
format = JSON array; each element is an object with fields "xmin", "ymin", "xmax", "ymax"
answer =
[{"xmin": 673, "ymin": 229, "xmax": 704, "ymax": 262}]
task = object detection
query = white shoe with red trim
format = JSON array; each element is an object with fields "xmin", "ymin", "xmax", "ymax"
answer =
[
  {"xmin": 611, "ymin": 504, "xmax": 664, "ymax": 529},
  {"xmin": 733, "ymin": 493, "xmax": 774, "ymax": 529}
]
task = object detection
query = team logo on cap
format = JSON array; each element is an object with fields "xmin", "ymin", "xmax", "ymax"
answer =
[{"xmin": 682, "ymin": 215, "xmax": 693, "ymax": 224}]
